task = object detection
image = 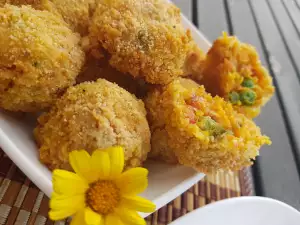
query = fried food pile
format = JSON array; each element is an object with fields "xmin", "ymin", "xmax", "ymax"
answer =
[{"xmin": 0, "ymin": 0, "xmax": 274, "ymax": 173}]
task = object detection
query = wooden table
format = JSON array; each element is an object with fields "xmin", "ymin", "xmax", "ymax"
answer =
[{"xmin": 173, "ymin": 0, "xmax": 300, "ymax": 210}]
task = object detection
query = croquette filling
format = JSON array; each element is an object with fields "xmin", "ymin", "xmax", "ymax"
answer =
[
  {"xmin": 228, "ymin": 77, "xmax": 257, "ymax": 106},
  {"xmin": 185, "ymin": 95, "xmax": 227, "ymax": 137}
]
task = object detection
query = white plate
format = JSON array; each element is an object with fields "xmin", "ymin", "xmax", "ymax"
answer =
[
  {"xmin": 0, "ymin": 9, "xmax": 210, "ymax": 216},
  {"xmin": 169, "ymin": 196, "xmax": 300, "ymax": 225}
]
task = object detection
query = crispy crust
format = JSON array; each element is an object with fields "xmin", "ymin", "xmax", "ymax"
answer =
[
  {"xmin": 145, "ymin": 78, "xmax": 271, "ymax": 172},
  {"xmin": 34, "ymin": 79, "xmax": 151, "ymax": 171},
  {"xmin": 48, "ymin": 0, "xmax": 97, "ymax": 35},
  {"xmin": 0, "ymin": 5, "xmax": 84, "ymax": 112},
  {"xmin": 0, "ymin": 0, "xmax": 98, "ymax": 35},
  {"xmin": 89, "ymin": 0, "xmax": 194, "ymax": 84}
]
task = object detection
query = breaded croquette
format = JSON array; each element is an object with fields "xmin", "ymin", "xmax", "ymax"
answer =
[
  {"xmin": 89, "ymin": 0, "xmax": 194, "ymax": 84},
  {"xmin": 196, "ymin": 33, "xmax": 274, "ymax": 118},
  {"xmin": 0, "ymin": 5, "xmax": 84, "ymax": 112},
  {"xmin": 145, "ymin": 78, "xmax": 271, "ymax": 172},
  {"xmin": 34, "ymin": 79, "xmax": 151, "ymax": 171}
]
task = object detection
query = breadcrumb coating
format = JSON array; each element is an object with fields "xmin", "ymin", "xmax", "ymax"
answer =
[
  {"xmin": 0, "ymin": 0, "xmax": 49, "ymax": 9},
  {"xmin": 198, "ymin": 33, "xmax": 275, "ymax": 118},
  {"xmin": 0, "ymin": 0, "xmax": 98, "ymax": 35},
  {"xmin": 0, "ymin": 5, "xmax": 84, "ymax": 112},
  {"xmin": 89, "ymin": 0, "xmax": 194, "ymax": 84},
  {"xmin": 34, "ymin": 79, "xmax": 151, "ymax": 171},
  {"xmin": 48, "ymin": 0, "xmax": 97, "ymax": 35},
  {"xmin": 145, "ymin": 78, "xmax": 271, "ymax": 172}
]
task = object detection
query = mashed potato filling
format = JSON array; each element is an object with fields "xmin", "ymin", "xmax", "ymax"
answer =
[{"xmin": 185, "ymin": 96, "xmax": 227, "ymax": 138}]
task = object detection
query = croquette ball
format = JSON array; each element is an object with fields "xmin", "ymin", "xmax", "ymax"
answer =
[
  {"xmin": 145, "ymin": 78, "xmax": 271, "ymax": 172},
  {"xmin": 34, "ymin": 79, "xmax": 151, "ymax": 171},
  {"xmin": 0, "ymin": 0, "xmax": 98, "ymax": 35},
  {"xmin": 89, "ymin": 0, "xmax": 194, "ymax": 84},
  {"xmin": 197, "ymin": 33, "xmax": 275, "ymax": 118},
  {"xmin": 0, "ymin": 5, "xmax": 85, "ymax": 112}
]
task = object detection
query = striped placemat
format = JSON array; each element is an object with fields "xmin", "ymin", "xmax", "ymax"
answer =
[{"xmin": 0, "ymin": 150, "xmax": 254, "ymax": 225}]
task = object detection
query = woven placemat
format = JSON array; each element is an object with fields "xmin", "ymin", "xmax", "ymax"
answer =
[{"xmin": 0, "ymin": 149, "xmax": 254, "ymax": 225}]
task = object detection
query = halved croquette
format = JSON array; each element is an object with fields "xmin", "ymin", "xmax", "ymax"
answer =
[{"xmin": 145, "ymin": 78, "xmax": 271, "ymax": 172}]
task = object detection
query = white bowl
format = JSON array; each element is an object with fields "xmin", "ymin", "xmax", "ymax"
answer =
[
  {"xmin": 0, "ymin": 11, "xmax": 210, "ymax": 216},
  {"xmin": 169, "ymin": 197, "xmax": 300, "ymax": 225}
]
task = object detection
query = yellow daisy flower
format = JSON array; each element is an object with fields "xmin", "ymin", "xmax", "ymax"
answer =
[{"xmin": 49, "ymin": 146, "xmax": 156, "ymax": 225}]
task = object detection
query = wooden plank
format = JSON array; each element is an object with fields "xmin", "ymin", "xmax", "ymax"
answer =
[
  {"xmin": 266, "ymin": 0, "xmax": 300, "ymax": 164},
  {"xmin": 226, "ymin": 0, "xmax": 266, "ymax": 63},
  {"xmin": 295, "ymin": 0, "xmax": 300, "ymax": 9},
  {"xmin": 282, "ymin": 0, "xmax": 300, "ymax": 35},
  {"xmin": 197, "ymin": 0, "xmax": 229, "ymax": 41},
  {"xmin": 267, "ymin": 0, "xmax": 300, "ymax": 74},
  {"xmin": 172, "ymin": 0, "xmax": 193, "ymax": 21},
  {"xmin": 249, "ymin": 0, "xmax": 300, "ymax": 210}
]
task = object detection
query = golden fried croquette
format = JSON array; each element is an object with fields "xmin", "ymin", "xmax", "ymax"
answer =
[
  {"xmin": 0, "ymin": 5, "xmax": 84, "ymax": 112},
  {"xmin": 197, "ymin": 33, "xmax": 274, "ymax": 118},
  {"xmin": 0, "ymin": 0, "xmax": 97, "ymax": 35},
  {"xmin": 34, "ymin": 79, "xmax": 151, "ymax": 171},
  {"xmin": 145, "ymin": 78, "xmax": 271, "ymax": 172},
  {"xmin": 89, "ymin": 0, "xmax": 194, "ymax": 84}
]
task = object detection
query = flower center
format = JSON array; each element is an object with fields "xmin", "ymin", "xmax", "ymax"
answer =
[{"xmin": 86, "ymin": 180, "xmax": 121, "ymax": 215}]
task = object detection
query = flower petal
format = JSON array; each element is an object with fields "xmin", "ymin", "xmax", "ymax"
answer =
[
  {"xmin": 121, "ymin": 196, "xmax": 156, "ymax": 213},
  {"xmin": 115, "ymin": 168, "xmax": 148, "ymax": 196},
  {"xmin": 71, "ymin": 209, "xmax": 85, "ymax": 225},
  {"xmin": 69, "ymin": 150, "xmax": 98, "ymax": 183},
  {"xmin": 49, "ymin": 208, "xmax": 76, "ymax": 221},
  {"xmin": 105, "ymin": 146, "xmax": 124, "ymax": 178},
  {"xmin": 52, "ymin": 170, "xmax": 88, "ymax": 196},
  {"xmin": 91, "ymin": 150, "xmax": 110, "ymax": 180},
  {"xmin": 105, "ymin": 213, "xmax": 124, "ymax": 225},
  {"xmin": 115, "ymin": 207, "xmax": 146, "ymax": 225},
  {"xmin": 50, "ymin": 193, "xmax": 85, "ymax": 212},
  {"xmin": 85, "ymin": 207, "xmax": 103, "ymax": 225}
]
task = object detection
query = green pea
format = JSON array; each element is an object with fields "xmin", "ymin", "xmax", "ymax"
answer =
[
  {"xmin": 199, "ymin": 116, "xmax": 226, "ymax": 137},
  {"xmin": 33, "ymin": 61, "xmax": 39, "ymax": 67},
  {"xmin": 240, "ymin": 90, "xmax": 256, "ymax": 105},
  {"xmin": 203, "ymin": 117, "xmax": 217, "ymax": 130},
  {"xmin": 241, "ymin": 78, "xmax": 254, "ymax": 88},
  {"xmin": 229, "ymin": 91, "xmax": 240, "ymax": 104}
]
